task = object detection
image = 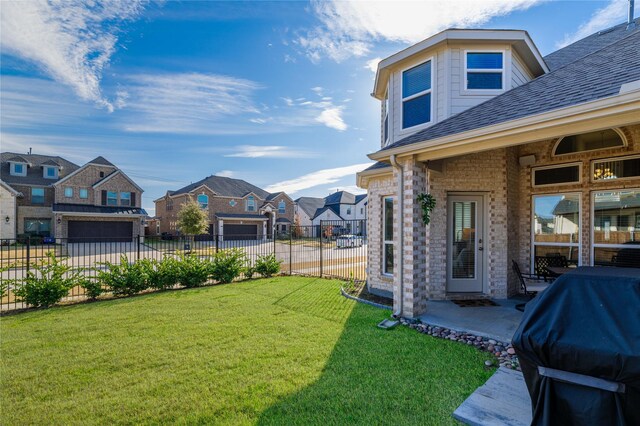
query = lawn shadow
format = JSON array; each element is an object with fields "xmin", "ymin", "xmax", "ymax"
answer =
[{"xmin": 256, "ymin": 299, "xmax": 493, "ymax": 426}]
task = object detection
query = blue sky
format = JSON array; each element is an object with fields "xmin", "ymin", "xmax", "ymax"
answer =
[{"xmin": 1, "ymin": 0, "xmax": 637, "ymax": 215}]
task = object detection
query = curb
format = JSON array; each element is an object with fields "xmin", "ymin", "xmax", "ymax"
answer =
[{"xmin": 340, "ymin": 287, "xmax": 393, "ymax": 310}]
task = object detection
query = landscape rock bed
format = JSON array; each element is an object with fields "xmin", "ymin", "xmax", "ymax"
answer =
[{"xmin": 397, "ymin": 317, "xmax": 521, "ymax": 371}]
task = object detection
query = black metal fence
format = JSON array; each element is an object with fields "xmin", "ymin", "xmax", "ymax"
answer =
[{"xmin": 1, "ymin": 220, "xmax": 367, "ymax": 311}]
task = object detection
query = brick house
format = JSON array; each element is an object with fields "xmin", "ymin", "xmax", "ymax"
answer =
[
  {"xmin": 357, "ymin": 21, "xmax": 640, "ymax": 318},
  {"xmin": 153, "ymin": 175, "xmax": 294, "ymax": 240},
  {"xmin": 0, "ymin": 153, "xmax": 146, "ymax": 242}
]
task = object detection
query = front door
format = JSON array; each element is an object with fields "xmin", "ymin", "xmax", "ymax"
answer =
[{"xmin": 447, "ymin": 195, "xmax": 485, "ymax": 293}]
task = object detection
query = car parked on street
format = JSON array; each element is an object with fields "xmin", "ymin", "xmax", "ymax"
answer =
[{"xmin": 336, "ymin": 234, "xmax": 363, "ymax": 248}]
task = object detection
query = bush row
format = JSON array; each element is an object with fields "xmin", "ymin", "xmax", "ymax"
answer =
[{"xmin": 7, "ymin": 250, "xmax": 281, "ymax": 308}]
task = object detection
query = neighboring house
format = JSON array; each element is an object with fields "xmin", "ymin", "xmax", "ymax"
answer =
[
  {"xmin": 0, "ymin": 180, "xmax": 20, "ymax": 240},
  {"xmin": 153, "ymin": 175, "xmax": 294, "ymax": 240},
  {"xmin": 357, "ymin": 19, "xmax": 640, "ymax": 317},
  {"xmin": 294, "ymin": 191, "xmax": 368, "ymax": 236},
  {"xmin": 0, "ymin": 153, "xmax": 146, "ymax": 242}
]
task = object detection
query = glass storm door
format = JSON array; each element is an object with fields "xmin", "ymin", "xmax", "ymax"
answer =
[{"xmin": 447, "ymin": 195, "xmax": 484, "ymax": 293}]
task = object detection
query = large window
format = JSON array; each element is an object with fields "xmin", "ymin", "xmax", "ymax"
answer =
[
  {"xmin": 24, "ymin": 219, "xmax": 51, "ymax": 237},
  {"xmin": 120, "ymin": 192, "xmax": 131, "ymax": 207},
  {"xmin": 465, "ymin": 52, "xmax": 504, "ymax": 90},
  {"xmin": 197, "ymin": 194, "xmax": 208, "ymax": 209},
  {"xmin": 107, "ymin": 191, "xmax": 118, "ymax": 206},
  {"xmin": 555, "ymin": 129, "xmax": 625, "ymax": 156},
  {"xmin": 278, "ymin": 200, "xmax": 285, "ymax": 214},
  {"xmin": 246, "ymin": 196, "xmax": 255, "ymax": 212},
  {"xmin": 592, "ymin": 190, "xmax": 640, "ymax": 267},
  {"xmin": 532, "ymin": 194, "xmax": 581, "ymax": 266},
  {"xmin": 31, "ymin": 188, "xmax": 45, "ymax": 204},
  {"xmin": 402, "ymin": 61, "xmax": 431, "ymax": 129},
  {"xmin": 383, "ymin": 197, "xmax": 394, "ymax": 275}
]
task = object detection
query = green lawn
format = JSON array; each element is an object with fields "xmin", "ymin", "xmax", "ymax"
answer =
[{"xmin": 1, "ymin": 277, "xmax": 492, "ymax": 425}]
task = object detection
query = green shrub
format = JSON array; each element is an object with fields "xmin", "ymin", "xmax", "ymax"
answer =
[
  {"xmin": 177, "ymin": 254, "xmax": 211, "ymax": 288},
  {"xmin": 254, "ymin": 254, "xmax": 281, "ymax": 278},
  {"xmin": 80, "ymin": 277, "xmax": 104, "ymax": 300},
  {"xmin": 96, "ymin": 254, "xmax": 149, "ymax": 296},
  {"xmin": 244, "ymin": 264, "xmax": 256, "ymax": 279},
  {"xmin": 13, "ymin": 252, "xmax": 78, "ymax": 308},
  {"xmin": 155, "ymin": 256, "xmax": 181, "ymax": 290},
  {"xmin": 210, "ymin": 248, "xmax": 246, "ymax": 284}
]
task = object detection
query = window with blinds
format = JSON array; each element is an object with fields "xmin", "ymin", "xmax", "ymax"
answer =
[
  {"xmin": 401, "ymin": 60, "xmax": 431, "ymax": 129},
  {"xmin": 592, "ymin": 155, "xmax": 640, "ymax": 181}
]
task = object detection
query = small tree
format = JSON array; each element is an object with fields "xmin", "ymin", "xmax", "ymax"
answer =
[
  {"xmin": 177, "ymin": 198, "xmax": 209, "ymax": 236},
  {"xmin": 292, "ymin": 215, "xmax": 302, "ymax": 238}
]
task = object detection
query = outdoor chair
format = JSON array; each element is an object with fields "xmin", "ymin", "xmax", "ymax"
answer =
[
  {"xmin": 534, "ymin": 255, "xmax": 569, "ymax": 281},
  {"xmin": 513, "ymin": 260, "xmax": 551, "ymax": 312}
]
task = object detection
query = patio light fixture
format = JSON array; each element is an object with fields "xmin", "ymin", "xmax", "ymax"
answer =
[{"xmin": 4, "ymin": 216, "xmax": 9, "ymax": 223}]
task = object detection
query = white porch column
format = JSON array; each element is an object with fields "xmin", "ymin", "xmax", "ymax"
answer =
[
  {"xmin": 262, "ymin": 221, "xmax": 267, "ymax": 240},
  {"xmin": 218, "ymin": 219, "xmax": 224, "ymax": 243}
]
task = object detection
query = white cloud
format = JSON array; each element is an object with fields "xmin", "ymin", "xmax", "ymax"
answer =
[
  {"xmin": 0, "ymin": 0, "xmax": 145, "ymax": 111},
  {"xmin": 297, "ymin": 0, "xmax": 542, "ymax": 62},
  {"xmin": 557, "ymin": 0, "xmax": 633, "ymax": 48},
  {"xmin": 121, "ymin": 73, "xmax": 263, "ymax": 134},
  {"xmin": 216, "ymin": 170, "xmax": 235, "ymax": 178},
  {"xmin": 365, "ymin": 57, "xmax": 382, "ymax": 73},
  {"xmin": 315, "ymin": 106, "xmax": 347, "ymax": 131},
  {"xmin": 265, "ymin": 163, "xmax": 373, "ymax": 194},
  {"xmin": 225, "ymin": 145, "xmax": 317, "ymax": 158}
]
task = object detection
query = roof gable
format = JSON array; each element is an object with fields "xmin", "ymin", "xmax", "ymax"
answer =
[
  {"xmin": 88, "ymin": 156, "xmax": 116, "ymax": 167},
  {"xmin": 172, "ymin": 175, "xmax": 270, "ymax": 199},
  {"xmin": 1, "ymin": 152, "xmax": 80, "ymax": 186},
  {"xmin": 92, "ymin": 169, "xmax": 144, "ymax": 193},
  {"xmin": 295, "ymin": 196, "xmax": 325, "ymax": 217}
]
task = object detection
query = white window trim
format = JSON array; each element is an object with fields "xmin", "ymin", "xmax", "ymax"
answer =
[
  {"xmin": 10, "ymin": 162, "xmax": 27, "ymax": 176},
  {"xmin": 553, "ymin": 128, "xmax": 627, "ymax": 157},
  {"xmin": 64, "ymin": 187, "xmax": 73, "ymax": 198},
  {"xmin": 383, "ymin": 89, "xmax": 390, "ymax": 146},
  {"xmin": 43, "ymin": 166, "xmax": 58, "ymax": 179},
  {"xmin": 382, "ymin": 196, "xmax": 395, "ymax": 276},
  {"xmin": 531, "ymin": 162, "xmax": 582, "ymax": 188},
  {"xmin": 400, "ymin": 57, "xmax": 434, "ymax": 133},
  {"xmin": 590, "ymin": 188, "xmax": 640, "ymax": 266},
  {"xmin": 463, "ymin": 49, "xmax": 506, "ymax": 93},
  {"xmin": 591, "ymin": 153, "xmax": 640, "ymax": 183},
  {"xmin": 531, "ymin": 192, "xmax": 582, "ymax": 271}
]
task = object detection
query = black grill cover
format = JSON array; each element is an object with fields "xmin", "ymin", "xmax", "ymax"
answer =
[{"xmin": 512, "ymin": 267, "xmax": 640, "ymax": 426}]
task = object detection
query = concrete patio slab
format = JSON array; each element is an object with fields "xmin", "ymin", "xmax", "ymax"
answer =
[
  {"xmin": 418, "ymin": 298, "xmax": 525, "ymax": 343},
  {"xmin": 453, "ymin": 366, "xmax": 532, "ymax": 426}
]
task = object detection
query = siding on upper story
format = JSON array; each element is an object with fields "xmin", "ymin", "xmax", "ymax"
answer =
[{"xmin": 381, "ymin": 42, "xmax": 537, "ymax": 149}]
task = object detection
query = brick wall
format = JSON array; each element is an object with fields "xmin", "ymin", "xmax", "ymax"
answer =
[
  {"xmin": 93, "ymin": 173, "xmax": 142, "ymax": 207},
  {"xmin": 365, "ymin": 173, "xmax": 395, "ymax": 295},
  {"xmin": 14, "ymin": 185, "xmax": 54, "ymax": 207},
  {"xmin": 0, "ymin": 186, "xmax": 17, "ymax": 239},
  {"xmin": 54, "ymin": 165, "xmax": 117, "ymax": 204}
]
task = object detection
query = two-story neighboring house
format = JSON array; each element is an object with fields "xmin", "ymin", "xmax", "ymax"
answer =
[
  {"xmin": 153, "ymin": 175, "xmax": 294, "ymax": 240},
  {"xmin": 0, "ymin": 153, "xmax": 146, "ymax": 242},
  {"xmin": 357, "ymin": 21, "xmax": 640, "ymax": 317},
  {"xmin": 294, "ymin": 191, "xmax": 368, "ymax": 235}
]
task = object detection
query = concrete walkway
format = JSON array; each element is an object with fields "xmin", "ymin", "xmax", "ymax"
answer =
[{"xmin": 418, "ymin": 298, "xmax": 525, "ymax": 343}]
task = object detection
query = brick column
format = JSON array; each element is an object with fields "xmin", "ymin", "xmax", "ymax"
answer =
[{"xmin": 397, "ymin": 156, "xmax": 428, "ymax": 318}]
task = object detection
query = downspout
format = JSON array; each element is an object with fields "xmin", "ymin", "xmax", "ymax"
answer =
[{"xmin": 389, "ymin": 154, "xmax": 404, "ymax": 318}]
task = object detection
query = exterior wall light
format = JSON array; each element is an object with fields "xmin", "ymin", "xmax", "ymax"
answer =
[{"xmin": 4, "ymin": 216, "xmax": 9, "ymax": 223}]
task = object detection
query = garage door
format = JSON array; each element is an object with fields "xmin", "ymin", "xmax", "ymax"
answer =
[
  {"xmin": 68, "ymin": 221, "xmax": 133, "ymax": 243},
  {"xmin": 223, "ymin": 224, "xmax": 258, "ymax": 240}
]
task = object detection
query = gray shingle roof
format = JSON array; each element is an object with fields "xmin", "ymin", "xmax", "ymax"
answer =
[
  {"xmin": 355, "ymin": 194, "xmax": 367, "ymax": 204},
  {"xmin": 381, "ymin": 28, "xmax": 640, "ymax": 153},
  {"xmin": 41, "ymin": 159, "xmax": 61, "ymax": 167},
  {"xmin": 53, "ymin": 203, "xmax": 147, "ymax": 215},
  {"xmin": 312, "ymin": 204, "xmax": 343, "ymax": 220},
  {"xmin": 1, "ymin": 152, "xmax": 80, "ymax": 186},
  {"xmin": 295, "ymin": 196, "xmax": 325, "ymax": 217},
  {"xmin": 172, "ymin": 175, "xmax": 270, "ymax": 199},
  {"xmin": 89, "ymin": 156, "xmax": 116, "ymax": 167},
  {"xmin": 325, "ymin": 191, "xmax": 356, "ymax": 205},
  {"xmin": 544, "ymin": 18, "xmax": 640, "ymax": 70},
  {"xmin": 363, "ymin": 161, "xmax": 391, "ymax": 172}
]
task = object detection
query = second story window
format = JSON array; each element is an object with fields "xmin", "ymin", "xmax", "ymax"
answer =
[
  {"xmin": 402, "ymin": 60, "xmax": 432, "ymax": 129},
  {"xmin": 107, "ymin": 191, "xmax": 118, "ymax": 206},
  {"xmin": 465, "ymin": 52, "xmax": 504, "ymax": 90},
  {"xmin": 120, "ymin": 192, "xmax": 131, "ymax": 206},
  {"xmin": 10, "ymin": 163, "xmax": 26, "ymax": 176},
  {"xmin": 79, "ymin": 189, "xmax": 88, "ymax": 199},
  {"xmin": 246, "ymin": 196, "xmax": 255, "ymax": 212},
  {"xmin": 44, "ymin": 166, "xmax": 58, "ymax": 179},
  {"xmin": 64, "ymin": 187, "xmax": 73, "ymax": 198},
  {"xmin": 197, "ymin": 194, "xmax": 208, "ymax": 209},
  {"xmin": 278, "ymin": 200, "xmax": 286, "ymax": 214},
  {"xmin": 31, "ymin": 188, "xmax": 45, "ymax": 204}
]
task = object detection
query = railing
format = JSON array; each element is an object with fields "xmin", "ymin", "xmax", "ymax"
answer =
[{"xmin": 0, "ymin": 220, "xmax": 367, "ymax": 311}]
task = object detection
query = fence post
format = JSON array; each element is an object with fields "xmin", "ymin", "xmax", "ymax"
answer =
[
  {"xmin": 289, "ymin": 229, "xmax": 292, "ymax": 275},
  {"xmin": 319, "ymin": 220, "xmax": 323, "ymax": 278},
  {"xmin": 26, "ymin": 237, "xmax": 31, "ymax": 273},
  {"xmin": 215, "ymin": 234, "xmax": 219, "ymax": 253},
  {"xmin": 136, "ymin": 235, "xmax": 141, "ymax": 261}
]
